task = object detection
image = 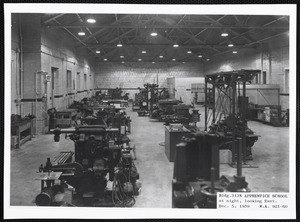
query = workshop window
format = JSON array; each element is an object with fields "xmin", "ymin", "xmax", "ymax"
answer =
[
  {"xmin": 66, "ymin": 70, "xmax": 72, "ymax": 92},
  {"xmin": 76, "ymin": 72, "xmax": 80, "ymax": 90},
  {"xmin": 254, "ymin": 71, "xmax": 266, "ymax": 84},
  {"xmin": 51, "ymin": 67, "xmax": 59, "ymax": 94},
  {"xmin": 84, "ymin": 74, "xmax": 87, "ymax": 90},
  {"xmin": 262, "ymin": 71, "xmax": 266, "ymax": 84},
  {"xmin": 254, "ymin": 73, "xmax": 260, "ymax": 84},
  {"xmin": 284, "ymin": 68, "xmax": 289, "ymax": 93}
]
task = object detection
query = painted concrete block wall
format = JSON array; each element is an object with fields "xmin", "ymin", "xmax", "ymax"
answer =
[
  {"xmin": 242, "ymin": 85, "xmax": 280, "ymax": 106},
  {"xmin": 174, "ymin": 77, "xmax": 205, "ymax": 105},
  {"xmin": 204, "ymin": 35, "xmax": 289, "ymax": 110},
  {"xmin": 11, "ymin": 15, "xmax": 20, "ymax": 114},
  {"xmin": 18, "ymin": 14, "xmax": 42, "ymax": 120},
  {"xmin": 41, "ymin": 25, "xmax": 96, "ymax": 111},
  {"xmin": 11, "ymin": 13, "xmax": 97, "ymax": 134},
  {"xmin": 95, "ymin": 62, "xmax": 204, "ymax": 90},
  {"xmin": 10, "ymin": 14, "xmax": 40, "ymax": 116},
  {"xmin": 40, "ymin": 48, "xmax": 93, "ymax": 111},
  {"xmin": 11, "ymin": 50, "xmax": 18, "ymax": 114},
  {"xmin": 22, "ymin": 52, "xmax": 42, "ymax": 118},
  {"xmin": 204, "ymin": 48, "xmax": 261, "ymax": 74},
  {"xmin": 11, "ymin": 14, "xmax": 20, "ymax": 50},
  {"xmin": 37, "ymin": 25, "xmax": 96, "ymax": 133},
  {"xmin": 21, "ymin": 14, "xmax": 41, "ymax": 52},
  {"xmin": 95, "ymin": 62, "xmax": 203, "ymax": 101}
]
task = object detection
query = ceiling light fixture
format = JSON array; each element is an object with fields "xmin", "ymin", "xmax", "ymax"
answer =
[
  {"xmin": 87, "ymin": 18, "xmax": 96, "ymax": 23},
  {"xmin": 198, "ymin": 55, "xmax": 203, "ymax": 58},
  {"xmin": 120, "ymin": 55, "xmax": 124, "ymax": 58},
  {"xmin": 152, "ymin": 61, "xmax": 155, "ymax": 64},
  {"xmin": 206, "ymin": 59, "xmax": 210, "ymax": 61},
  {"xmin": 141, "ymin": 50, "xmax": 147, "ymax": 54},
  {"xmin": 173, "ymin": 43, "xmax": 179, "ymax": 48},
  {"xmin": 117, "ymin": 42, "xmax": 123, "ymax": 47},
  {"xmin": 228, "ymin": 43, "xmax": 234, "ymax": 47},
  {"xmin": 78, "ymin": 30, "xmax": 86, "ymax": 36},
  {"xmin": 159, "ymin": 55, "xmax": 163, "ymax": 58},
  {"xmin": 121, "ymin": 61, "xmax": 125, "ymax": 63},
  {"xmin": 187, "ymin": 50, "xmax": 192, "ymax": 54},
  {"xmin": 150, "ymin": 30, "xmax": 158, "ymax": 36},
  {"xmin": 232, "ymin": 51, "xmax": 238, "ymax": 54},
  {"xmin": 172, "ymin": 59, "xmax": 176, "ymax": 61},
  {"xmin": 138, "ymin": 59, "xmax": 142, "ymax": 61},
  {"xmin": 96, "ymin": 50, "xmax": 101, "ymax": 54},
  {"xmin": 221, "ymin": 32, "xmax": 229, "ymax": 37},
  {"xmin": 104, "ymin": 58, "xmax": 108, "ymax": 61}
]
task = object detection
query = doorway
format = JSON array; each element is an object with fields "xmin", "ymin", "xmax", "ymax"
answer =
[{"xmin": 51, "ymin": 67, "xmax": 59, "ymax": 108}]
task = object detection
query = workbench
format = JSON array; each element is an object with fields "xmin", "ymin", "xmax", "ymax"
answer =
[
  {"xmin": 165, "ymin": 125, "xmax": 190, "ymax": 162},
  {"xmin": 103, "ymin": 100, "xmax": 128, "ymax": 107},
  {"xmin": 11, "ymin": 119, "xmax": 33, "ymax": 149},
  {"xmin": 248, "ymin": 105, "xmax": 282, "ymax": 126}
]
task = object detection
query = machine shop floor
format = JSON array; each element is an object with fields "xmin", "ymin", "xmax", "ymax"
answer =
[{"xmin": 10, "ymin": 105, "xmax": 289, "ymax": 207}]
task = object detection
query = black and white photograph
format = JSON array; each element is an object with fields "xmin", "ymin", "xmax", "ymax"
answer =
[{"xmin": 4, "ymin": 3, "xmax": 296, "ymax": 220}]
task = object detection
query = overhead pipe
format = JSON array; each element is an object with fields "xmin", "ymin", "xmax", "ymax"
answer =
[
  {"xmin": 231, "ymin": 77, "xmax": 237, "ymax": 165},
  {"xmin": 35, "ymin": 70, "xmax": 38, "ymax": 135},
  {"xmin": 269, "ymin": 49, "xmax": 272, "ymax": 84},
  {"xmin": 18, "ymin": 14, "xmax": 24, "ymax": 116},
  {"xmin": 35, "ymin": 71, "xmax": 48, "ymax": 136},
  {"xmin": 261, "ymin": 43, "xmax": 263, "ymax": 84},
  {"xmin": 204, "ymin": 77, "xmax": 208, "ymax": 131}
]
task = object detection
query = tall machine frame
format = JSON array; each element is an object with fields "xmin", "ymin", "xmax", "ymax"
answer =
[{"xmin": 204, "ymin": 69, "xmax": 261, "ymax": 165}]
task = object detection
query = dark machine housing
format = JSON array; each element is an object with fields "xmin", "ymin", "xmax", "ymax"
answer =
[
  {"xmin": 34, "ymin": 125, "xmax": 141, "ymax": 207},
  {"xmin": 173, "ymin": 70, "xmax": 261, "ymax": 208}
]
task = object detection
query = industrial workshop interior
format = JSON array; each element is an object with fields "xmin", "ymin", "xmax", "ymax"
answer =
[{"xmin": 10, "ymin": 13, "xmax": 290, "ymax": 209}]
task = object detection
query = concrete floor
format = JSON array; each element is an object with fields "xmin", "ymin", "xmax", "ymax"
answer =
[{"xmin": 10, "ymin": 105, "xmax": 289, "ymax": 207}]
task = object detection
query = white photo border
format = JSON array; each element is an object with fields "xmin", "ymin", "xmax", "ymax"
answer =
[{"xmin": 4, "ymin": 3, "xmax": 297, "ymax": 219}]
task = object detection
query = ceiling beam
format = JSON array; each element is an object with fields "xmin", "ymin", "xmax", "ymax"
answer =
[
  {"xmin": 96, "ymin": 60, "xmax": 199, "ymax": 63},
  {"xmin": 151, "ymin": 46, "xmax": 170, "ymax": 61},
  {"xmin": 79, "ymin": 44, "xmax": 237, "ymax": 50},
  {"xmin": 233, "ymin": 15, "xmax": 241, "ymax": 24},
  {"xmin": 182, "ymin": 15, "xmax": 227, "ymax": 45},
  {"xmin": 219, "ymin": 16, "xmax": 288, "ymax": 45},
  {"xmin": 45, "ymin": 24, "xmax": 288, "ymax": 29},
  {"xmin": 212, "ymin": 31, "xmax": 287, "ymax": 58},
  {"xmin": 107, "ymin": 28, "xmax": 136, "ymax": 44},
  {"xmin": 52, "ymin": 19, "xmax": 99, "ymax": 58},
  {"xmin": 79, "ymin": 15, "xmax": 130, "ymax": 43},
  {"xmin": 203, "ymin": 15, "xmax": 254, "ymax": 43},
  {"xmin": 176, "ymin": 28, "xmax": 221, "ymax": 53},
  {"xmin": 76, "ymin": 14, "xmax": 99, "ymax": 44},
  {"xmin": 154, "ymin": 15, "xmax": 220, "ymax": 55},
  {"xmin": 42, "ymin": 14, "xmax": 65, "ymax": 25},
  {"xmin": 99, "ymin": 16, "xmax": 166, "ymax": 59},
  {"xmin": 165, "ymin": 15, "xmax": 186, "ymax": 38}
]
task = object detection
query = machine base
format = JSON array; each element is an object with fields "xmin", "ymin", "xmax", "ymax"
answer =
[{"xmin": 229, "ymin": 162, "xmax": 259, "ymax": 168}]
